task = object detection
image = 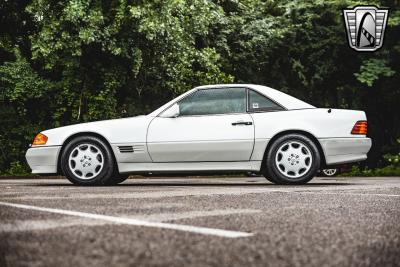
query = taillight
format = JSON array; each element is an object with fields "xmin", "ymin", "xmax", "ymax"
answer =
[
  {"xmin": 32, "ymin": 133, "xmax": 48, "ymax": 145},
  {"xmin": 351, "ymin": 121, "xmax": 367, "ymax": 135}
]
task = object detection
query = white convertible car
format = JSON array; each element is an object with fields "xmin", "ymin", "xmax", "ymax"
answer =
[{"xmin": 26, "ymin": 84, "xmax": 371, "ymax": 185}]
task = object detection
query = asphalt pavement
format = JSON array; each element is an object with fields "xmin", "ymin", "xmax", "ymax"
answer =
[{"xmin": 1, "ymin": 176, "xmax": 400, "ymax": 267}]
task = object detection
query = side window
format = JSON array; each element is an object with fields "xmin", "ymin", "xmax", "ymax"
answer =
[
  {"xmin": 178, "ymin": 88, "xmax": 246, "ymax": 116},
  {"xmin": 248, "ymin": 90, "xmax": 283, "ymax": 112}
]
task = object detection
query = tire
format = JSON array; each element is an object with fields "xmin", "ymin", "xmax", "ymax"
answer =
[
  {"xmin": 106, "ymin": 174, "xmax": 130, "ymax": 185},
  {"xmin": 60, "ymin": 136, "xmax": 116, "ymax": 186},
  {"xmin": 265, "ymin": 176, "xmax": 278, "ymax": 183},
  {"xmin": 263, "ymin": 134, "xmax": 320, "ymax": 185},
  {"xmin": 260, "ymin": 168, "xmax": 278, "ymax": 183},
  {"xmin": 321, "ymin": 168, "xmax": 338, "ymax": 177}
]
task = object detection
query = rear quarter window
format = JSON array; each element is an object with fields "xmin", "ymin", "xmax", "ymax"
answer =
[{"xmin": 248, "ymin": 90, "xmax": 284, "ymax": 112}]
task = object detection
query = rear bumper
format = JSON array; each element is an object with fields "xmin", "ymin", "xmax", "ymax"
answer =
[
  {"xmin": 25, "ymin": 146, "xmax": 61, "ymax": 174},
  {"xmin": 319, "ymin": 137, "xmax": 372, "ymax": 165}
]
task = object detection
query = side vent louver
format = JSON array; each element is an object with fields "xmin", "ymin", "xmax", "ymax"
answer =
[{"xmin": 118, "ymin": 146, "xmax": 134, "ymax": 153}]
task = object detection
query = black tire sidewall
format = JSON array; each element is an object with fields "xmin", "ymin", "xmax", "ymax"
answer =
[
  {"xmin": 61, "ymin": 136, "xmax": 115, "ymax": 185},
  {"xmin": 261, "ymin": 167, "xmax": 279, "ymax": 183},
  {"xmin": 105, "ymin": 174, "xmax": 129, "ymax": 185},
  {"xmin": 266, "ymin": 134, "xmax": 320, "ymax": 185}
]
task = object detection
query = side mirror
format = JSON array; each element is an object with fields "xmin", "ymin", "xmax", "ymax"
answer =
[{"xmin": 160, "ymin": 103, "xmax": 180, "ymax": 118}]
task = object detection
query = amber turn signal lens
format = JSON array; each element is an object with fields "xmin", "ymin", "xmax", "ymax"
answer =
[
  {"xmin": 351, "ymin": 121, "xmax": 368, "ymax": 135},
  {"xmin": 32, "ymin": 133, "xmax": 48, "ymax": 145}
]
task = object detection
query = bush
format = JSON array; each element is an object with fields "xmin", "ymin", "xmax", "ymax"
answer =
[
  {"xmin": 342, "ymin": 152, "xmax": 400, "ymax": 177},
  {"xmin": 4, "ymin": 161, "xmax": 31, "ymax": 176},
  {"xmin": 384, "ymin": 153, "xmax": 400, "ymax": 167}
]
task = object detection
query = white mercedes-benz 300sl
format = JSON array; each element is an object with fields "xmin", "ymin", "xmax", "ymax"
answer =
[{"xmin": 26, "ymin": 84, "xmax": 371, "ymax": 185}]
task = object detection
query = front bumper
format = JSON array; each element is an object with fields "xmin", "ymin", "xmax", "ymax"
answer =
[
  {"xmin": 319, "ymin": 137, "xmax": 372, "ymax": 165},
  {"xmin": 25, "ymin": 146, "xmax": 61, "ymax": 174}
]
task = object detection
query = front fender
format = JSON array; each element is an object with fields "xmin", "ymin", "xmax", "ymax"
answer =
[{"xmin": 34, "ymin": 116, "xmax": 153, "ymax": 147}]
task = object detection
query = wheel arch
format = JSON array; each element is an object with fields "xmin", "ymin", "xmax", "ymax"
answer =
[
  {"xmin": 260, "ymin": 130, "xmax": 327, "ymax": 172},
  {"xmin": 57, "ymin": 132, "xmax": 119, "ymax": 175}
]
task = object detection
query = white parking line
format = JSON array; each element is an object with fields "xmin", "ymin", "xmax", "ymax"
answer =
[
  {"xmin": 0, "ymin": 209, "xmax": 261, "ymax": 233},
  {"xmin": 0, "ymin": 201, "xmax": 253, "ymax": 238},
  {"xmin": 132, "ymin": 209, "xmax": 261, "ymax": 222}
]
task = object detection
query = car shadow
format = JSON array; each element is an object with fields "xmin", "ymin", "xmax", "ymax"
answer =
[
  {"xmin": 29, "ymin": 181, "xmax": 358, "ymax": 187},
  {"xmin": 116, "ymin": 182, "xmax": 357, "ymax": 187}
]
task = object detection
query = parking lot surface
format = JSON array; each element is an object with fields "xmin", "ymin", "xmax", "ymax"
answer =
[{"xmin": 1, "ymin": 176, "xmax": 400, "ymax": 267}]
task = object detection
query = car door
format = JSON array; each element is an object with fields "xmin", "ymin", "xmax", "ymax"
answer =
[{"xmin": 147, "ymin": 87, "xmax": 255, "ymax": 162}]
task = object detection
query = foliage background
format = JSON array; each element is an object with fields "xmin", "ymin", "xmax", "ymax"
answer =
[{"xmin": 0, "ymin": 0, "xmax": 399, "ymax": 175}]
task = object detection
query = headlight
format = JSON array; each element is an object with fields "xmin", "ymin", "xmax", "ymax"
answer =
[{"xmin": 32, "ymin": 133, "xmax": 48, "ymax": 145}]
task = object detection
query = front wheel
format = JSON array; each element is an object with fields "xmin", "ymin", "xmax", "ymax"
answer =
[
  {"xmin": 60, "ymin": 136, "xmax": 117, "ymax": 185},
  {"xmin": 106, "ymin": 174, "xmax": 130, "ymax": 185},
  {"xmin": 263, "ymin": 134, "xmax": 320, "ymax": 185}
]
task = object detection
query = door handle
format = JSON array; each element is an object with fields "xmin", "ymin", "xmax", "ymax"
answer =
[{"xmin": 232, "ymin": 121, "xmax": 253, "ymax": 126}]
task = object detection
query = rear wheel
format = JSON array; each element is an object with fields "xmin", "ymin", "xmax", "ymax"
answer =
[
  {"xmin": 261, "ymin": 168, "xmax": 278, "ymax": 183},
  {"xmin": 264, "ymin": 175, "xmax": 278, "ymax": 184},
  {"xmin": 263, "ymin": 134, "xmax": 320, "ymax": 185},
  {"xmin": 61, "ymin": 136, "xmax": 117, "ymax": 186}
]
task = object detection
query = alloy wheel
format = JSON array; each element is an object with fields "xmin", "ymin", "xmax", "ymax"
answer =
[
  {"xmin": 275, "ymin": 140, "xmax": 313, "ymax": 178},
  {"xmin": 68, "ymin": 143, "xmax": 104, "ymax": 179}
]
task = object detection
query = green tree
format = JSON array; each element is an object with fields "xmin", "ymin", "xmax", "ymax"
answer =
[{"xmin": 0, "ymin": 0, "xmax": 399, "ymax": 174}]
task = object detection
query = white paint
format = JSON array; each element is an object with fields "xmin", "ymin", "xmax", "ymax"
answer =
[
  {"xmin": 131, "ymin": 209, "xmax": 261, "ymax": 222},
  {"xmin": 147, "ymin": 116, "xmax": 254, "ymax": 161},
  {"xmin": 0, "ymin": 201, "xmax": 253, "ymax": 238},
  {"xmin": 26, "ymin": 84, "xmax": 371, "ymax": 176},
  {"xmin": 118, "ymin": 161, "xmax": 261, "ymax": 173},
  {"xmin": 0, "ymin": 209, "xmax": 261, "ymax": 233}
]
